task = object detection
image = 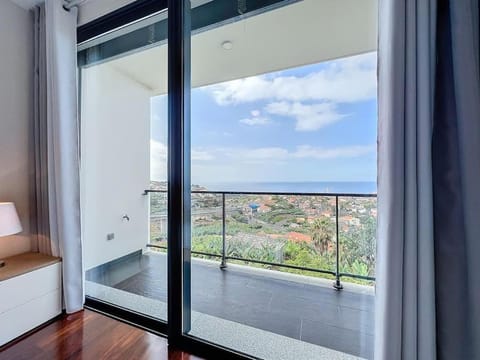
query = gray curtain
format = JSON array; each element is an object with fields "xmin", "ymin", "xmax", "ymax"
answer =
[
  {"xmin": 33, "ymin": 0, "xmax": 83, "ymax": 314},
  {"xmin": 376, "ymin": 0, "xmax": 480, "ymax": 359},
  {"xmin": 33, "ymin": 4, "xmax": 50, "ymax": 254},
  {"xmin": 433, "ymin": 1, "xmax": 480, "ymax": 359}
]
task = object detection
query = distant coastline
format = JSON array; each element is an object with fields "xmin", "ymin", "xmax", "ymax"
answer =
[
  {"xmin": 151, "ymin": 181, "xmax": 377, "ymax": 194},
  {"xmin": 200, "ymin": 181, "xmax": 377, "ymax": 194}
]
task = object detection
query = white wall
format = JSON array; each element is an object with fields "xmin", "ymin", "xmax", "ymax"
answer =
[
  {"xmin": 81, "ymin": 64, "xmax": 151, "ymax": 270},
  {"xmin": 0, "ymin": 0, "xmax": 33, "ymax": 258},
  {"xmin": 78, "ymin": 0, "xmax": 136, "ymax": 26}
]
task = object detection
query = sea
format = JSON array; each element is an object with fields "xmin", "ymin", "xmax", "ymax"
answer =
[{"xmin": 199, "ymin": 181, "xmax": 377, "ymax": 195}]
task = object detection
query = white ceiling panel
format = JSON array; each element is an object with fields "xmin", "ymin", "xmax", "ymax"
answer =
[
  {"xmin": 9, "ymin": 0, "xmax": 43, "ymax": 10},
  {"xmin": 100, "ymin": 0, "xmax": 377, "ymax": 95}
]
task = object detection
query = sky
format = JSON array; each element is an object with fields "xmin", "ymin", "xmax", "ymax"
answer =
[{"xmin": 150, "ymin": 51, "xmax": 377, "ymax": 185}]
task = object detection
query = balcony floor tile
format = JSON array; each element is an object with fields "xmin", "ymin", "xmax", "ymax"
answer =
[{"xmin": 86, "ymin": 251, "xmax": 374, "ymax": 359}]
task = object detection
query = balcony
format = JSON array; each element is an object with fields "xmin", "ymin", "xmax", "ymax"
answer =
[{"xmin": 86, "ymin": 190, "xmax": 376, "ymax": 359}]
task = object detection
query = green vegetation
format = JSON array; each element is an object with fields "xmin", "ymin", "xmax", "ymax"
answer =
[
  {"xmin": 341, "ymin": 216, "xmax": 376, "ymax": 277},
  {"xmin": 311, "ymin": 217, "xmax": 334, "ymax": 255},
  {"xmin": 149, "ymin": 192, "xmax": 377, "ymax": 286}
]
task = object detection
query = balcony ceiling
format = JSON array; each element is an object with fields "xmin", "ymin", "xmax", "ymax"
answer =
[
  {"xmin": 9, "ymin": 0, "xmax": 43, "ymax": 9},
  {"xmin": 103, "ymin": 0, "xmax": 377, "ymax": 95}
]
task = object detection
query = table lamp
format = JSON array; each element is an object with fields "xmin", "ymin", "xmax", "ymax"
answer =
[{"xmin": 0, "ymin": 202, "xmax": 23, "ymax": 268}]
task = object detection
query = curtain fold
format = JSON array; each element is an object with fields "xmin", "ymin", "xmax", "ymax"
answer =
[
  {"xmin": 33, "ymin": 0, "xmax": 83, "ymax": 314},
  {"xmin": 377, "ymin": 0, "xmax": 480, "ymax": 359},
  {"xmin": 33, "ymin": 4, "xmax": 50, "ymax": 254},
  {"xmin": 376, "ymin": 1, "xmax": 437, "ymax": 359},
  {"xmin": 433, "ymin": 1, "xmax": 480, "ymax": 359}
]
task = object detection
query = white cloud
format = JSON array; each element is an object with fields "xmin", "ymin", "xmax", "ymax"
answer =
[
  {"xmin": 210, "ymin": 76, "xmax": 271, "ymax": 106},
  {"xmin": 151, "ymin": 140, "xmax": 375, "ymax": 183},
  {"xmin": 239, "ymin": 109, "xmax": 271, "ymax": 126},
  {"xmin": 221, "ymin": 144, "xmax": 375, "ymax": 162},
  {"xmin": 207, "ymin": 52, "xmax": 377, "ymax": 106},
  {"xmin": 239, "ymin": 117, "xmax": 271, "ymax": 126},
  {"xmin": 265, "ymin": 101, "xmax": 345, "ymax": 131},
  {"xmin": 242, "ymin": 147, "xmax": 289, "ymax": 160},
  {"xmin": 150, "ymin": 140, "xmax": 167, "ymax": 181},
  {"xmin": 150, "ymin": 140, "xmax": 215, "ymax": 180},
  {"xmin": 293, "ymin": 145, "xmax": 376, "ymax": 159},
  {"xmin": 192, "ymin": 149, "xmax": 215, "ymax": 161}
]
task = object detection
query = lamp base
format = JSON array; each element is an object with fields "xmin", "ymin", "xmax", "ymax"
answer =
[{"xmin": 0, "ymin": 260, "xmax": 4, "ymax": 268}]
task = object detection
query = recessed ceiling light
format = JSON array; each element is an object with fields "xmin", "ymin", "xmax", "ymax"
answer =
[{"xmin": 221, "ymin": 41, "xmax": 233, "ymax": 50}]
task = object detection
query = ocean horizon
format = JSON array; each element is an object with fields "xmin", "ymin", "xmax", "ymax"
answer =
[{"xmin": 198, "ymin": 181, "xmax": 377, "ymax": 194}]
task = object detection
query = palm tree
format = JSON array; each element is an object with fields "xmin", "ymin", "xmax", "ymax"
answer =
[{"xmin": 311, "ymin": 217, "xmax": 333, "ymax": 255}]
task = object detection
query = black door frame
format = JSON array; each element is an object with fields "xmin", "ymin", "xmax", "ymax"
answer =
[
  {"xmin": 78, "ymin": 1, "xmax": 279, "ymax": 358},
  {"xmin": 166, "ymin": 0, "xmax": 192, "ymax": 346}
]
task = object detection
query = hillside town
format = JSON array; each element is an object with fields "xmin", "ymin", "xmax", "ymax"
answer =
[{"xmin": 149, "ymin": 181, "xmax": 377, "ymax": 282}]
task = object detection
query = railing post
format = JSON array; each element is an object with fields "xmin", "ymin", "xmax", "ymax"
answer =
[
  {"xmin": 220, "ymin": 193, "xmax": 227, "ymax": 269},
  {"xmin": 333, "ymin": 195, "xmax": 343, "ymax": 290}
]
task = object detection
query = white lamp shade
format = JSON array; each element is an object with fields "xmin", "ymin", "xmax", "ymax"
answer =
[{"xmin": 0, "ymin": 202, "xmax": 22, "ymax": 237}]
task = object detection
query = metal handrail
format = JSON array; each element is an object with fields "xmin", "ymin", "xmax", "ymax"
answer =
[
  {"xmin": 145, "ymin": 189, "xmax": 377, "ymax": 287},
  {"xmin": 144, "ymin": 189, "xmax": 377, "ymax": 198}
]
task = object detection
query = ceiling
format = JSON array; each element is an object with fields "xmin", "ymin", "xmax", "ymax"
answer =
[
  {"xmin": 10, "ymin": 0, "xmax": 85, "ymax": 10},
  {"xmin": 9, "ymin": 0, "xmax": 43, "ymax": 9},
  {"xmin": 9, "ymin": 0, "xmax": 91, "ymax": 10},
  {"xmin": 95, "ymin": 0, "xmax": 377, "ymax": 95}
]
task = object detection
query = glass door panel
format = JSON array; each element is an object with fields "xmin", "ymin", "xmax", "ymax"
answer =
[
  {"xmin": 186, "ymin": 0, "xmax": 378, "ymax": 358},
  {"xmin": 80, "ymin": 9, "xmax": 169, "ymax": 321}
]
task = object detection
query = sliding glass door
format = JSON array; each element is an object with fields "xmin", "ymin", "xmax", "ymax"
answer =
[
  {"xmin": 79, "ymin": 3, "xmax": 170, "ymax": 323},
  {"xmin": 79, "ymin": 0, "xmax": 378, "ymax": 358},
  {"xmin": 185, "ymin": 0, "xmax": 377, "ymax": 358}
]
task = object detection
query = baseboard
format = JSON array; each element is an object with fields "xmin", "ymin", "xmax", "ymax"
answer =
[{"xmin": 0, "ymin": 312, "xmax": 65, "ymax": 352}]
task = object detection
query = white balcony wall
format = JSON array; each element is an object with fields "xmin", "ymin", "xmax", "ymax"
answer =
[{"xmin": 81, "ymin": 64, "xmax": 151, "ymax": 270}]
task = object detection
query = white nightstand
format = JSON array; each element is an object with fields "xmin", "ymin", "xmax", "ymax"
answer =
[{"xmin": 0, "ymin": 252, "xmax": 62, "ymax": 347}]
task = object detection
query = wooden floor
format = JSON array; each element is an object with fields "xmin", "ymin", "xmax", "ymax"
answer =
[{"xmin": 0, "ymin": 310, "xmax": 203, "ymax": 360}]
